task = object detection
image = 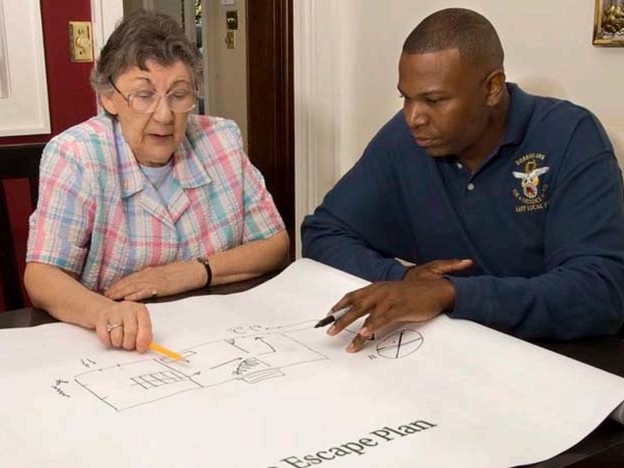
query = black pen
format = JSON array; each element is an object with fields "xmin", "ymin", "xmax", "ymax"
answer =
[
  {"xmin": 314, "ymin": 307, "xmax": 351, "ymax": 328},
  {"xmin": 314, "ymin": 308, "xmax": 375, "ymax": 340}
]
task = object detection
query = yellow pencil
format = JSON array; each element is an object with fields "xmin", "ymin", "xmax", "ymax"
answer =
[{"xmin": 148, "ymin": 342, "xmax": 186, "ymax": 361}]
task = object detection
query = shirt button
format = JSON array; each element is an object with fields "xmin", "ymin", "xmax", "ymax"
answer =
[
  {"xmin": 467, "ymin": 183, "xmax": 475, "ymax": 191},
  {"xmin": 456, "ymin": 162, "xmax": 463, "ymax": 169}
]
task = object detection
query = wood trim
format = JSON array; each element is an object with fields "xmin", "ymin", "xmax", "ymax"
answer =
[
  {"xmin": 293, "ymin": 1, "xmax": 342, "ymax": 255},
  {"xmin": 90, "ymin": 0, "xmax": 123, "ymax": 54},
  {"xmin": 0, "ymin": 144, "xmax": 45, "ymax": 310},
  {"xmin": 246, "ymin": 0, "xmax": 295, "ymax": 260}
]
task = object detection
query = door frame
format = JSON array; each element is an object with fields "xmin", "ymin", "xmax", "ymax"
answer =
[
  {"xmin": 90, "ymin": 0, "xmax": 123, "ymax": 53},
  {"xmin": 246, "ymin": 0, "xmax": 295, "ymax": 260},
  {"xmin": 94, "ymin": 0, "xmax": 298, "ymax": 258}
]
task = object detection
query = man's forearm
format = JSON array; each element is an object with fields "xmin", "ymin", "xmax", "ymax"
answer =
[{"xmin": 448, "ymin": 260, "xmax": 624, "ymax": 339}]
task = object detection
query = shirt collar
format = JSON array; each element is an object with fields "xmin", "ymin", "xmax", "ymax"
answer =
[
  {"xmin": 114, "ymin": 120, "xmax": 145, "ymax": 199},
  {"xmin": 499, "ymin": 82, "xmax": 536, "ymax": 148},
  {"xmin": 172, "ymin": 117, "xmax": 213, "ymax": 189},
  {"xmin": 114, "ymin": 116, "xmax": 212, "ymax": 199},
  {"xmin": 452, "ymin": 83, "xmax": 536, "ymax": 172}
]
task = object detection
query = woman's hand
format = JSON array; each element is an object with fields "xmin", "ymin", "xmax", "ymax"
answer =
[
  {"xmin": 94, "ymin": 300, "xmax": 153, "ymax": 352},
  {"xmin": 104, "ymin": 261, "xmax": 206, "ymax": 301}
]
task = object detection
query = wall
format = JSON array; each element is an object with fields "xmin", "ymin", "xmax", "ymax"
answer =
[
  {"xmin": 1, "ymin": 0, "xmax": 95, "ymax": 144},
  {"xmin": 295, "ymin": 0, "xmax": 624, "ymax": 233},
  {"xmin": 341, "ymin": 0, "xmax": 623, "ymax": 169},
  {"xmin": 123, "ymin": 0, "xmax": 249, "ymax": 148},
  {"xmin": 0, "ymin": 0, "xmax": 96, "ymax": 310},
  {"xmin": 204, "ymin": 0, "xmax": 248, "ymax": 148},
  {"xmin": 293, "ymin": 0, "xmax": 624, "ymax": 253},
  {"xmin": 124, "ymin": 0, "xmax": 180, "ymax": 18}
]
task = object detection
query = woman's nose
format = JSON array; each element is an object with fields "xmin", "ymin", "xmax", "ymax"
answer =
[{"xmin": 152, "ymin": 95, "xmax": 174, "ymax": 122}]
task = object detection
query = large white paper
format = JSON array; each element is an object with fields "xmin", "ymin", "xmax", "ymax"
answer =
[{"xmin": 1, "ymin": 259, "xmax": 624, "ymax": 467}]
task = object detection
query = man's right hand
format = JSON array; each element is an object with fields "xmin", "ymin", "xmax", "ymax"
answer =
[{"xmin": 325, "ymin": 258, "xmax": 474, "ymax": 354}]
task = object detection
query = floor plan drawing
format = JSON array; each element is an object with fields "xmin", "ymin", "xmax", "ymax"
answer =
[
  {"xmin": 73, "ymin": 318, "xmax": 427, "ymax": 412},
  {"xmin": 376, "ymin": 329, "xmax": 424, "ymax": 359},
  {"xmin": 75, "ymin": 321, "xmax": 328, "ymax": 412}
]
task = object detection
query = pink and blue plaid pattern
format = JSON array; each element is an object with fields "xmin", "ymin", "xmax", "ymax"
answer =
[{"xmin": 27, "ymin": 114, "xmax": 285, "ymax": 291}]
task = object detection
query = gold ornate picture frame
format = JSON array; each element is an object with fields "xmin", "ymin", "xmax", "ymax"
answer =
[{"xmin": 593, "ymin": 0, "xmax": 624, "ymax": 46}]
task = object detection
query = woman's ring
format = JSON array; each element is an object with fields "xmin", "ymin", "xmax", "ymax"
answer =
[{"xmin": 106, "ymin": 322, "xmax": 123, "ymax": 333}]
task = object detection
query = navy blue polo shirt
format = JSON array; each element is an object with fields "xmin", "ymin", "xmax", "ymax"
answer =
[{"xmin": 302, "ymin": 83, "xmax": 624, "ymax": 339}]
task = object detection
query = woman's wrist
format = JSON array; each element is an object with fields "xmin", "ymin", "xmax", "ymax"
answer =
[{"xmin": 196, "ymin": 257, "xmax": 212, "ymax": 287}]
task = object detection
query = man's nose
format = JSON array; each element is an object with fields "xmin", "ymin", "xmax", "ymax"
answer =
[{"xmin": 404, "ymin": 102, "xmax": 429, "ymax": 128}]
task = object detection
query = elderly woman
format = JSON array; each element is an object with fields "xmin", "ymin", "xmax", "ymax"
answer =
[{"xmin": 24, "ymin": 11, "xmax": 289, "ymax": 352}]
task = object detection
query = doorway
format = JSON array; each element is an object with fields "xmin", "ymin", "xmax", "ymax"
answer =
[{"xmin": 123, "ymin": 0, "xmax": 295, "ymax": 259}]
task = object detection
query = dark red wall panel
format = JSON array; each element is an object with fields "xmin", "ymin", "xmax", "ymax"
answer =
[
  {"xmin": 0, "ymin": 0, "xmax": 96, "ymax": 310},
  {"xmin": 1, "ymin": 0, "xmax": 96, "ymax": 144}
]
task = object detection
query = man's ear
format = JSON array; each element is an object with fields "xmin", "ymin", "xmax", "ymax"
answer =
[
  {"xmin": 100, "ymin": 92, "xmax": 118, "ymax": 116},
  {"xmin": 485, "ymin": 69, "xmax": 506, "ymax": 106}
]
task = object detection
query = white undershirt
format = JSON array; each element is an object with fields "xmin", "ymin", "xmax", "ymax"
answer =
[{"xmin": 139, "ymin": 160, "xmax": 176, "ymax": 203}]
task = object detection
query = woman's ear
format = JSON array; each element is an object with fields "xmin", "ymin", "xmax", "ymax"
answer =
[
  {"xmin": 485, "ymin": 69, "xmax": 506, "ymax": 106},
  {"xmin": 100, "ymin": 92, "xmax": 118, "ymax": 116}
]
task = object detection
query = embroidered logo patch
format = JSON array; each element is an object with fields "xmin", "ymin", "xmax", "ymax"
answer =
[{"xmin": 512, "ymin": 153, "xmax": 550, "ymax": 213}]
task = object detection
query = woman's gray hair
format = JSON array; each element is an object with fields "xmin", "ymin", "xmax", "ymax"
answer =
[{"xmin": 90, "ymin": 10, "xmax": 202, "ymax": 95}]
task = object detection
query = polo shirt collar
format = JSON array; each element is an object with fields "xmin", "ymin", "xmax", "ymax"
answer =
[
  {"xmin": 449, "ymin": 83, "xmax": 536, "ymax": 173},
  {"xmin": 500, "ymin": 82, "xmax": 536, "ymax": 148}
]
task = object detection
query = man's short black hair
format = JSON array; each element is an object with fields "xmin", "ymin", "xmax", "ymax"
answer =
[{"xmin": 403, "ymin": 8, "xmax": 504, "ymax": 70}]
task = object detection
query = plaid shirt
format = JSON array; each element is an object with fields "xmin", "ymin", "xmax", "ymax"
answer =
[{"xmin": 27, "ymin": 114, "xmax": 285, "ymax": 291}]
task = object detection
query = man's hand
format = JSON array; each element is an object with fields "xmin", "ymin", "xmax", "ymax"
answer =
[
  {"xmin": 104, "ymin": 261, "xmax": 205, "ymax": 301},
  {"xmin": 404, "ymin": 258, "xmax": 473, "ymax": 282},
  {"xmin": 94, "ymin": 300, "xmax": 153, "ymax": 352},
  {"xmin": 328, "ymin": 259, "xmax": 472, "ymax": 353}
]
